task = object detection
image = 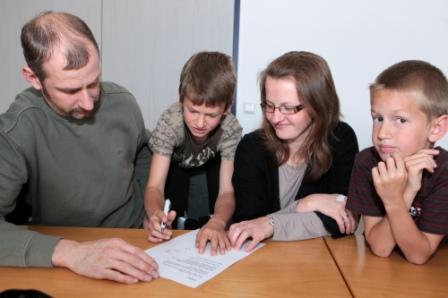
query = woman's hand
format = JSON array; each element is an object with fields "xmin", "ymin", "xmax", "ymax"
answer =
[
  {"xmin": 296, "ymin": 193, "xmax": 356, "ymax": 234},
  {"xmin": 228, "ymin": 216, "xmax": 274, "ymax": 251}
]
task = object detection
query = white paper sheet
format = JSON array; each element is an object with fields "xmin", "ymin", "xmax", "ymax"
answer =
[{"xmin": 145, "ymin": 230, "xmax": 264, "ymax": 288}]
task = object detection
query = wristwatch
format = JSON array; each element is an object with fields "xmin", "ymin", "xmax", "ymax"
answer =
[{"xmin": 336, "ymin": 194, "xmax": 347, "ymax": 202}]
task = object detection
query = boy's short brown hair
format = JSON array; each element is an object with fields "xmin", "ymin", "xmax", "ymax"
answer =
[
  {"xmin": 370, "ymin": 60, "xmax": 448, "ymax": 120},
  {"xmin": 179, "ymin": 51, "xmax": 236, "ymax": 108}
]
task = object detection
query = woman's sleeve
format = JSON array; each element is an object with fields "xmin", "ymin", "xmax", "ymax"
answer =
[
  {"xmin": 326, "ymin": 122, "xmax": 359, "ymax": 195},
  {"xmin": 316, "ymin": 122, "xmax": 359, "ymax": 237},
  {"xmin": 270, "ymin": 212, "xmax": 329, "ymax": 241}
]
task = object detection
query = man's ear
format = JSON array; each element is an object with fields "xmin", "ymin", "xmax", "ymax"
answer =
[
  {"xmin": 22, "ymin": 66, "xmax": 43, "ymax": 90},
  {"xmin": 428, "ymin": 114, "xmax": 448, "ymax": 143}
]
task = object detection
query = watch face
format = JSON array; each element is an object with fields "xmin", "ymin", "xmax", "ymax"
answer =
[{"xmin": 336, "ymin": 194, "xmax": 347, "ymax": 202}]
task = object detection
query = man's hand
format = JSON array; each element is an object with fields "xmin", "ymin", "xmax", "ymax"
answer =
[
  {"xmin": 372, "ymin": 153, "xmax": 408, "ymax": 208},
  {"xmin": 196, "ymin": 217, "xmax": 230, "ymax": 256},
  {"xmin": 52, "ymin": 238, "xmax": 159, "ymax": 284},
  {"xmin": 228, "ymin": 217, "xmax": 273, "ymax": 252},
  {"xmin": 144, "ymin": 210, "xmax": 176, "ymax": 243}
]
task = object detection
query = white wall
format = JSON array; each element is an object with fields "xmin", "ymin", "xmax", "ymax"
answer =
[
  {"xmin": 0, "ymin": 0, "xmax": 234, "ymax": 131},
  {"xmin": 235, "ymin": 0, "xmax": 448, "ymax": 150},
  {"xmin": 0, "ymin": 0, "xmax": 102, "ymax": 114},
  {"xmin": 101, "ymin": 0, "xmax": 234, "ymax": 129}
]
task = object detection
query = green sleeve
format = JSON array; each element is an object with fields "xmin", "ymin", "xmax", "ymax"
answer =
[
  {"xmin": 0, "ymin": 222, "xmax": 61, "ymax": 267},
  {"xmin": 0, "ymin": 131, "xmax": 61, "ymax": 267}
]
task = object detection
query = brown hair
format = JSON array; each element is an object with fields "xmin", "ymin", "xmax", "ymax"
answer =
[
  {"xmin": 260, "ymin": 51, "xmax": 340, "ymax": 181},
  {"xmin": 370, "ymin": 60, "xmax": 448, "ymax": 120},
  {"xmin": 21, "ymin": 11, "xmax": 99, "ymax": 81},
  {"xmin": 179, "ymin": 51, "xmax": 236, "ymax": 109}
]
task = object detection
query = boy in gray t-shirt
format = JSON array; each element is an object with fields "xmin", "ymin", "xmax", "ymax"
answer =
[{"xmin": 145, "ymin": 52, "xmax": 242, "ymax": 256}]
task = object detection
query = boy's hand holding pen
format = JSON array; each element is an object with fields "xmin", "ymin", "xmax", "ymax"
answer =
[
  {"xmin": 160, "ymin": 199, "xmax": 171, "ymax": 233},
  {"xmin": 147, "ymin": 198, "xmax": 176, "ymax": 243}
]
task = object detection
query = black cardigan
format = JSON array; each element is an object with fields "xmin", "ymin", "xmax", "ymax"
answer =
[{"xmin": 232, "ymin": 121, "xmax": 359, "ymax": 237}]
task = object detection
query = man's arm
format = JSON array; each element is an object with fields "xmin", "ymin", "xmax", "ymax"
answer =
[
  {"xmin": 0, "ymin": 134, "xmax": 159, "ymax": 282},
  {"xmin": 0, "ymin": 131, "xmax": 55, "ymax": 267},
  {"xmin": 144, "ymin": 153, "xmax": 176, "ymax": 242},
  {"xmin": 0, "ymin": 220, "xmax": 61, "ymax": 267},
  {"xmin": 196, "ymin": 159, "xmax": 235, "ymax": 255},
  {"xmin": 133, "ymin": 136, "xmax": 152, "ymax": 189},
  {"xmin": 51, "ymin": 238, "xmax": 159, "ymax": 284}
]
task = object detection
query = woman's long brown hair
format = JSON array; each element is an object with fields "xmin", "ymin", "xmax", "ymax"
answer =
[{"xmin": 260, "ymin": 51, "xmax": 340, "ymax": 181}]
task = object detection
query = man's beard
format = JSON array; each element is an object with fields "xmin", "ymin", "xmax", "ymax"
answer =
[
  {"xmin": 42, "ymin": 86, "xmax": 100, "ymax": 120},
  {"xmin": 68, "ymin": 103, "xmax": 99, "ymax": 120}
]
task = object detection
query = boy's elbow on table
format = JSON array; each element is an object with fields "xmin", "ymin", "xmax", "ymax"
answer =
[
  {"xmin": 368, "ymin": 241, "xmax": 393, "ymax": 258},
  {"xmin": 405, "ymin": 252, "xmax": 432, "ymax": 265}
]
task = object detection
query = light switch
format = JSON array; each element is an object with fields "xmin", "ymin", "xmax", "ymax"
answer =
[{"xmin": 243, "ymin": 102, "xmax": 256, "ymax": 114}]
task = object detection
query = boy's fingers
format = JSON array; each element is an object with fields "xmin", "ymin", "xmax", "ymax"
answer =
[
  {"xmin": 219, "ymin": 237, "xmax": 227, "ymax": 255},
  {"xmin": 406, "ymin": 156, "xmax": 437, "ymax": 173},
  {"xmin": 372, "ymin": 167, "xmax": 381, "ymax": 184},
  {"xmin": 224, "ymin": 235, "xmax": 231, "ymax": 251},
  {"xmin": 386, "ymin": 155, "xmax": 397, "ymax": 172},
  {"xmin": 378, "ymin": 161, "xmax": 388, "ymax": 173},
  {"xmin": 167, "ymin": 211, "xmax": 177, "ymax": 222},
  {"xmin": 210, "ymin": 237, "xmax": 219, "ymax": 256},
  {"xmin": 392, "ymin": 153, "xmax": 405, "ymax": 171},
  {"xmin": 415, "ymin": 148, "xmax": 439, "ymax": 156},
  {"xmin": 197, "ymin": 235, "xmax": 209, "ymax": 254}
]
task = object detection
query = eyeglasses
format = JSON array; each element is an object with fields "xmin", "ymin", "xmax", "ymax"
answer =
[{"xmin": 260, "ymin": 102, "xmax": 304, "ymax": 115}]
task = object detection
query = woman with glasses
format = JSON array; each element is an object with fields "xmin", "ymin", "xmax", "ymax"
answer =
[{"xmin": 228, "ymin": 51, "xmax": 359, "ymax": 251}]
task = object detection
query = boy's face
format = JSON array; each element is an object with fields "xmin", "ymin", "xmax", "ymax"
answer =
[
  {"xmin": 371, "ymin": 89, "xmax": 432, "ymax": 161},
  {"xmin": 182, "ymin": 96, "xmax": 228, "ymax": 143}
]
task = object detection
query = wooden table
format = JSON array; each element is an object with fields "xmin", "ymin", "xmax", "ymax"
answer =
[
  {"xmin": 325, "ymin": 235, "xmax": 448, "ymax": 298},
  {"xmin": 0, "ymin": 227, "xmax": 351, "ymax": 297}
]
